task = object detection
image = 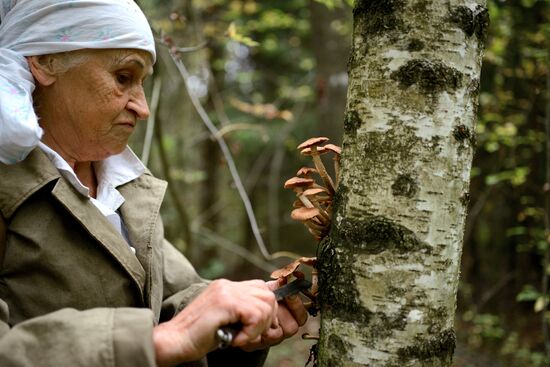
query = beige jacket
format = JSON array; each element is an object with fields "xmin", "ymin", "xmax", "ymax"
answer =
[{"xmin": 0, "ymin": 149, "xmax": 267, "ymax": 367}]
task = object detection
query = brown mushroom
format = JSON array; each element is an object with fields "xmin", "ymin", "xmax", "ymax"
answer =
[
  {"xmin": 291, "ymin": 207, "xmax": 320, "ymax": 221},
  {"xmin": 297, "ymin": 137, "xmax": 329, "ymax": 151},
  {"xmin": 323, "ymin": 143, "xmax": 342, "ymax": 188},
  {"xmin": 291, "ymin": 207, "xmax": 326, "ymax": 238},
  {"xmin": 270, "ymin": 256, "xmax": 316, "ymax": 279},
  {"xmin": 298, "ymin": 138, "xmax": 335, "ymax": 194},
  {"xmin": 284, "ymin": 177, "xmax": 315, "ymax": 208},
  {"xmin": 300, "ymin": 187, "xmax": 330, "ymax": 223},
  {"xmin": 302, "ymin": 187, "xmax": 329, "ymax": 196},
  {"xmin": 284, "ymin": 177, "xmax": 314, "ymax": 189},
  {"xmin": 296, "ymin": 167, "xmax": 318, "ymax": 178}
]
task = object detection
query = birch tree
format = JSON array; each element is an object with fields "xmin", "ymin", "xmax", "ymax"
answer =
[{"xmin": 317, "ymin": 1, "xmax": 488, "ymax": 366}]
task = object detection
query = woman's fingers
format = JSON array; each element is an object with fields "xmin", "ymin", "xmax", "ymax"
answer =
[{"xmin": 283, "ymin": 294, "xmax": 308, "ymax": 326}]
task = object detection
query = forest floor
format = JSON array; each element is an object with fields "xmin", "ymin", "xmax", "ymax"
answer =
[{"xmin": 264, "ymin": 316, "xmax": 505, "ymax": 367}]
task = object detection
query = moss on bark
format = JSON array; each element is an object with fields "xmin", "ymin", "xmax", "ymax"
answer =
[
  {"xmin": 407, "ymin": 38, "xmax": 425, "ymax": 52},
  {"xmin": 353, "ymin": 0, "xmax": 406, "ymax": 37},
  {"xmin": 391, "ymin": 59, "xmax": 463, "ymax": 94},
  {"xmin": 344, "ymin": 110, "xmax": 363, "ymax": 135},
  {"xmin": 391, "ymin": 174, "xmax": 419, "ymax": 198},
  {"xmin": 396, "ymin": 329, "xmax": 456, "ymax": 363},
  {"xmin": 449, "ymin": 5, "xmax": 489, "ymax": 43},
  {"xmin": 318, "ymin": 235, "xmax": 372, "ymax": 324}
]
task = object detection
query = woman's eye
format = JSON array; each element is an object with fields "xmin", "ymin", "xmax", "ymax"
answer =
[{"xmin": 116, "ymin": 73, "xmax": 131, "ymax": 85}]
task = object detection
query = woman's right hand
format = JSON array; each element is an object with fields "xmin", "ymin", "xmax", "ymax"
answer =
[{"xmin": 152, "ymin": 279, "xmax": 278, "ymax": 367}]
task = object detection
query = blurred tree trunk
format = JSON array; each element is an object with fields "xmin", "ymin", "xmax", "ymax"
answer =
[
  {"xmin": 317, "ymin": 1, "xmax": 487, "ymax": 365},
  {"xmin": 309, "ymin": 1, "xmax": 351, "ymax": 146}
]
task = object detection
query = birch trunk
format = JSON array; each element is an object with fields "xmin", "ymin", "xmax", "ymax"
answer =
[{"xmin": 317, "ymin": 1, "xmax": 487, "ymax": 366}]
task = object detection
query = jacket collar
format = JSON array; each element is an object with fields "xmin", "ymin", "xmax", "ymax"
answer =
[
  {"xmin": 0, "ymin": 148, "xmax": 168, "ymax": 304},
  {"xmin": 0, "ymin": 148, "xmax": 60, "ymax": 219}
]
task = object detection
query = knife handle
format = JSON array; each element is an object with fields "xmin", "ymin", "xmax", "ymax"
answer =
[{"xmin": 216, "ymin": 323, "xmax": 241, "ymax": 349}]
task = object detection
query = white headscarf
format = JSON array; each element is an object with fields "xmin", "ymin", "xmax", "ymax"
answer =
[{"xmin": 0, "ymin": 0, "xmax": 156, "ymax": 164}]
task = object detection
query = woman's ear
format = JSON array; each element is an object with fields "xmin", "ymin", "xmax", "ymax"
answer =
[{"xmin": 27, "ymin": 55, "xmax": 57, "ymax": 87}]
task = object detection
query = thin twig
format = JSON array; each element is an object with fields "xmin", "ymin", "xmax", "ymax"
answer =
[
  {"xmin": 194, "ymin": 227, "xmax": 276, "ymax": 273},
  {"xmin": 214, "ymin": 123, "xmax": 269, "ymax": 141},
  {"xmin": 168, "ymin": 53, "xmax": 273, "ymax": 261},
  {"xmin": 542, "ymin": 69, "xmax": 550, "ymax": 355},
  {"xmin": 154, "ymin": 104, "xmax": 192, "ymax": 252},
  {"xmin": 155, "ymin": 39, "xmax": 208, "ymax": 54},
  {"xmin": 268, "ymin": 117, "xmax": 299, "ymax": 250},
  {"xmin": 141, "ymin": 76, "xmax": 162, "ymax": 166}
]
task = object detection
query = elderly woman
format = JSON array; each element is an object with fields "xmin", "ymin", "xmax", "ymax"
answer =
[{"xmin": 0, "ymin": 1, "xmax": 307, "ymax": 366}]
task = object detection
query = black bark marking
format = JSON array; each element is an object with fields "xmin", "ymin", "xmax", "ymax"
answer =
[
  {"xmin": 407, "ymin": 38, "xmax": 425, "ymax": 52},
  {"xmin": 327, "ymin": 334, "xmax": 350, "ymax": 364},
  {"xmin": 452, "ymin": 124, "xmax": 470, "ymax": 141},
  {"xmin": 332, "ymin": 216, "xmax": 429, "ymax": 255},
  {"xmin": 318, "ymin": 236, "xmax": 372, "ymax": 325},
  {"xmin": 450, "ymin": 5, "xmax": 489, "ymax": 43},
  {"xmin": 353, "ymin": 0, "xmax": 405, "ymax": 36},
  {"xmin": 391, "ymin": 174, "xmax": 418, "ymax": 198},
  {"xmin": 397, "ymin": 329, "xmax": 456, "ymax": 363},
  {"xmin": 343, "ymin": 110, "xmax": 362, "ymax": 135},
  {"xmin": 460, "ymin": 192, "xmax": 470, "ymax": 206},
  {"xmin": 391, "ymin": 59, "xmax": 462, "ymax": 94},
  {"xmin": 453, "ymin": 124, "xmax": 476, "ymax": 147}
]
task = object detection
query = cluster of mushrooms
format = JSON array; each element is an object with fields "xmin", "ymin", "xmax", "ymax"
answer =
[
  {"xmin": 284, "ymin": 137, "xmax": 341, "ymax": 240},
  {"xmin": 269, "ymin": 137, "xmax": 342, "ymax": 322}
]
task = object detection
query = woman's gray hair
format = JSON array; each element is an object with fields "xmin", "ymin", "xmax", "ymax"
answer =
[{"xmin": 37, "ymin": 50, "xmax": 93, "ymax": 75}]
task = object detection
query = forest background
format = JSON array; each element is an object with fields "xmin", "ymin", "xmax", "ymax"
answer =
[{"xmin": 131, "ymin": 1, "xmax": 549, "ymax": 366}]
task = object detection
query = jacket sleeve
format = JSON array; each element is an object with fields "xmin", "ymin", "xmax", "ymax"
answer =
[
  {"xmin": 0, "ymin": 300, "xmax": 157, "ymax": 367},
  {"xmin": 160, "ymin": 239, "xmax": 209, "ymax": 321},
  {"xmin": 160, "ymin": 240, "xmax": 269, "ymax": 367}
]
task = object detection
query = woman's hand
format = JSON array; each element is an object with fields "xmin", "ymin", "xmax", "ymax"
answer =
[
  {"xmin": 153, "ymin": 279, "xmax": 278, "ymax": 367},
  {"xmin": 239, "ymin": 279, "xmax": 309, "ymax": 352},
  {"xmin": 152, "ymin": 278, "xmax": 309, "ymax": 367}
]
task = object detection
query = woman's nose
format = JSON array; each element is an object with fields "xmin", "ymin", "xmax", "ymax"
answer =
[{"xmin": 127, "ymin": 88, "xmax": 150, "ymax": 120}]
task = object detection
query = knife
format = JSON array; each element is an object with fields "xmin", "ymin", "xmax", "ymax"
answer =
[{"xmin": 216, "ymin": 278, "xmax": 312, "ymax": 349}]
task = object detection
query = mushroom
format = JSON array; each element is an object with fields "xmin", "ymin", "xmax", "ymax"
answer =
[
  {"xmin": 284, "ymin": 177, "xmax": 315, "ymax": 208},
  {"xmin": 298, "ymin": 138, "xmax": 335, "ymax": 195},
  {"xmin": 322, "ymin": 143, "xmax": 342, "ymax": 188},
  {"xmin": 296, "ymin": 167, "xmax": 318, "ymax": 179},
  {"xmin": 301, "ymin": 188, "xmax": 330, "ymax": 223},
  {"xmin": 291, "ymin": 207, "xmax": 323, "ymax": 233},
  {"xmin": 270, "ymin": 256, "xmax": 316, "ymax": 280}
]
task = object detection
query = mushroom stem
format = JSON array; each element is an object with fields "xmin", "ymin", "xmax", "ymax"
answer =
[
  {"xmin": 311, "ymin": 146, "xmax": 335, "ymax": 194},
  {"xmin": 311, "ymin": 268, "xmax": 318, "ymax": 296},
  {"xmin": 333, "ymin": 157, "xmax": 340, "ymax": 189},
  {"xmin": 308, "ymin": 199, "xmax": 331, "ymax": 222},
  {"xmin": 305, "ymin": 219, "xmax": 325, "ymax": 231},
  {"xmin": 302, "ymin": 333, "xmax": 319, "ymax": 340},
  {"xmin": 307, "ymin": 227, "xmax": 322, "ymax": 240},
  {"xmin": 297, "ymin": 193, "xmax": 315, "ymax": 208}
]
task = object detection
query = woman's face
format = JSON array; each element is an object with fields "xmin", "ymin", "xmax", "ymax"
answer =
[{"xmin": 39, "ymin": 49, "xmax": 152, "ymax": 162}]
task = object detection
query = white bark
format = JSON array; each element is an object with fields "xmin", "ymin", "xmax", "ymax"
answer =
[{"xmin": 318, "ymin": 1, "xmax": 487, "ymax": 366}]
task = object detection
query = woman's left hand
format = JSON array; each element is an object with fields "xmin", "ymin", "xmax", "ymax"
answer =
[{"xmin": 239, "ymin": 279, "xmax": 309, "ymax": 351}]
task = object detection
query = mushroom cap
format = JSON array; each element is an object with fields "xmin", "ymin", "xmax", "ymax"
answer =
[
  {"xmin": 284, "ymin": 177, "xmax": 314, "ymax": 189},
  {"xmin": 270, "ymin": 256, "xmax": 317, "ymax": 279},
  {"xmin": 300, "ymin": 146, "xmax": 329, "ymax": 156},
  {"xmin": 291, "ymin": 207, "xmax": 320, "ymax": 221},
  {"xmin": 296, "ymin": 167, "xmax": 318, "ymax": 177},
  {"xmin": 323, "ymin": 143, "xmax": 342, "ymax": 155},
  {"xmin": 302, "ymin": 187, "xmax": 329, "ymax": 197},
  {"xmin": 297, "ymin": 137, "xmax": 329, "ymax": 150}
]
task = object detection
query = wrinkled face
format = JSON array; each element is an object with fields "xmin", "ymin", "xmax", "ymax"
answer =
[{"xmin": 41, "ymin": 49, "xmax": 152, "ymax": 161}]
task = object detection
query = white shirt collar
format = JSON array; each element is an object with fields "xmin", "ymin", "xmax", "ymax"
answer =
[{"xmin": 38, "ymin": 142, "xmax": 145, "ymax": 213}]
